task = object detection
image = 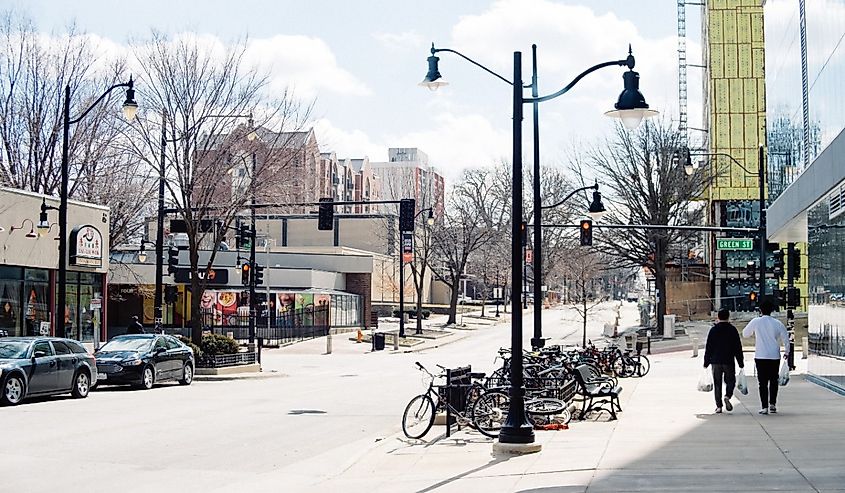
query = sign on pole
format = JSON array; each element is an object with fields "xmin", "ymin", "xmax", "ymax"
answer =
[
  {"xmin": 402, "ymin": 232, "xmax": 414, "ymax": 263},
  {"xmin": 525, "ymin": 249, "xmax": 533, "ymax": 263},
  {"xmin": 716, "ymin": 238, "xmax": 753, "ymax": 251}
]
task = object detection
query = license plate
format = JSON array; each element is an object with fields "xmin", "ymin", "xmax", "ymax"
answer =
[{"xmin": 97, "ymin": 373, "xmax": 107, "ymax": 381}]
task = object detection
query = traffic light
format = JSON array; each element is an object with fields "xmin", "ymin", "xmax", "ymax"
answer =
[
  {"xmin": 164, "ymin": 285, "xmax": 178, "ymax": 304},
  {"xmin": 241, "ymin": 262, "xmax": 251, "ymax": 286},
  {"xmin": 788, "ymin": 249, "xmax": 801, "ymax": 278},
  {"xmin": 520, "ymin": 221, "xmax": 527, "ymax": 246},
  {"xmin": 253, "ymin": 263, "xmax": 264, "ymax": 286},
  {"xmin": 318, "ymin": 197, "xmax": 334, "ymax": 231},
  {"xmin": 774, "ymin": 288, "xmax": 787, "ymax": 308},
  {"xmin": 399, "ymin": 198, "xmax": 416, "ymax": 232},
  {"xmin": 236, "ymin": 224, "xmax": 252, "ymax": 249},
  {"xmin": 786, "ymin": 286, "xmax": 801, "ymax": 307},
  {"xmin": 579, "ymin": 219, "xmax": 593, "ymax": 246},
  {"xmin": 773, "ymin": 249, "xmax": 785, "ymax": 279},
  {"xmin": 745, "ymin": 261, "xmax": 756, "ymax": 278},
  {"xmin": 167, "ymin": 246, "xmax": 179, "ymax": 274}
]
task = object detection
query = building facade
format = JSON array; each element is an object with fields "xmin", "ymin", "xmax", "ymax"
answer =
[
  {"xmin": 0, "ymin": 188, "xmax": 109, "ymax": 343},
  {"xmin": 370, "ymin": 148, "xmax": 445, "ymax": 218},
  {"xmin": 765, "ymin": 0, "xmax": 845, "ymax": 394}
]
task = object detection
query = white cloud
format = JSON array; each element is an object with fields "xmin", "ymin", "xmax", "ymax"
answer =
[
  {"xmin": 244, "ymin": 35, "xmax": 371, "ymax": 98},
  {"xmin": 313, "ymin": 118, "xmax": 385, "ymax": 160},
  {"xmin": 373, "ymin": 30, "xmax": 425, "ymax": 51},
  {"xmin": 385, "ymin": 112, "xmax": 511, "ymax": 182}
]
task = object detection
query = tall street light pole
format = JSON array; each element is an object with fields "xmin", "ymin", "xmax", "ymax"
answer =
[
  {"xmin": 421, "ymin": 43, "xmax": 656, "ymax": 446},
  {"xmin": 155, "ymin": 114, "xmax": 166, "ymax": 328},
  {"xmin": 59, "ymin": 78, "xmax": 137, "ymax": 337}
]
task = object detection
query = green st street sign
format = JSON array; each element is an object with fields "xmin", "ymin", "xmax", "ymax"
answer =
[{"xmin": 716, "ymin": 238, "xmax": 753, "ymax": 251}]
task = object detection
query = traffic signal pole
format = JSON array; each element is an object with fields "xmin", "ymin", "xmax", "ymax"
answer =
[{"xmin": 249, "ymin": 152, "xmax": 257, "ymax": 345}]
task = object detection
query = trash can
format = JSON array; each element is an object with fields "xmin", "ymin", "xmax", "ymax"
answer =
[{"xmin": 373, "ymin": 332, "xmax": 386, "ymax": 351}]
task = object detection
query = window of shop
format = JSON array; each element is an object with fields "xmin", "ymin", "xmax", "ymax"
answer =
[
  {"xmin": 0, "ymin": 267, "xmax": 51, "ymax": 337},
  {"xmin": 56, "ymin": 271, "xmax": 104, "ymax": 342}
]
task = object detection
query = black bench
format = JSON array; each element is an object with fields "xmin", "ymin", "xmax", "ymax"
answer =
[{"xmin": 572, "ymin": 364, "xmax": 622, "ymax": 420}]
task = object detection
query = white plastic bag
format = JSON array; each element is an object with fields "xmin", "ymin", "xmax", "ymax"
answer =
[
  {"xmin": 736, "ymin": 368, "xmax": 749, "ymax": 395},
  {"xmin": 778, "ymin": 359, "xmax": 790, "ymax": 386},
  {"xmin": 698, "ymin": 368, "xmax": 713, "ymax": 392}
]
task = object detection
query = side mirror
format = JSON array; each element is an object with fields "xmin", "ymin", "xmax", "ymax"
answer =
[{"xmin": 33, "ymin": 350, "xmax": 47, "ymax": 358}]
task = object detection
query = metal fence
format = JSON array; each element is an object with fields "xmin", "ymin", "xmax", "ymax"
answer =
[
  {"xmin": 162, "ymin": 305, "xmax": 331, "ymax": 347},
  {"xmin": 809, "ymin": 325, "xmax": 845, "ymax": 358},
  {"xmin": 199, "ymin": 352, "xmax": 257, "ymax": 368}
]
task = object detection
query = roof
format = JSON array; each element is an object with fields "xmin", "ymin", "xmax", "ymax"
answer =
[{"xmin": 199, "ymin": 127, "xmax": 315, "ymax": 151}]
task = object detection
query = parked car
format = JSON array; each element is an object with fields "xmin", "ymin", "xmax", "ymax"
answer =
[
  {"xmin": 94, "ymin": 334, "xmax": 194, "ymax": 390},
  {"xmin": 0, "ymin": 337, "xmax": 97, "ymax": 406}
]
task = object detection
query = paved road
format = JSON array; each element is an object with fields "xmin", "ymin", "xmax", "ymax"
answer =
[{"xmin": 0, "ymin": 302, "xmax": 629, "ymax": 493}]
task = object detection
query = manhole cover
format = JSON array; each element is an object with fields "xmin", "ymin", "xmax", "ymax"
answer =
[{"xmin": 288, "ymin": 409, "xmax": 327, "ymax": 415}]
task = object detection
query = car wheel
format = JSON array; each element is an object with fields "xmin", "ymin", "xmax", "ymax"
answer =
[
  {"xmin": 71, "ymin": 371, "xmax": 90, "ymax": 398},
  {"xmin": 2, "ymin": 374, "xmax": 25, "ymax": 406},
  {"xmin": 139, "ymin": 366, "xmax": 154, "ymax": 390},
  {"xmin": 178, "ymin": 363, "xmax": 193, "ymax": 386}
]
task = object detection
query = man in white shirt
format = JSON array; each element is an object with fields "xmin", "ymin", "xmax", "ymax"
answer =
[{"xmin": 742, "ymin": 297, "xmax": 789, "ymax": 415}]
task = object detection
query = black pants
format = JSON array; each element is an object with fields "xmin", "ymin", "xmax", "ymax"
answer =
[
  {"xmin": 755, "ymin": 358, "xmax": 780, "ymax": 408},
  {"xmin": 711, "ymin": 364, "xmax": 736, "ymax": 408}
]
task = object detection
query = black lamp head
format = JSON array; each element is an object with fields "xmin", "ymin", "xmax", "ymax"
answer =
[{"xmin": 419, "ymin": 44, "xmax": 449, "ymax": 91}]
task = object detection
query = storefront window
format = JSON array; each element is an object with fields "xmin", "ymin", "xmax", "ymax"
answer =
[
  {"xmin": 0, "ymin": 267, "xmax": 49, "ymax": 337},
  {"xmin": 56, "ymin": 271, "xmax": 103, "ymax": 342},
  {"xmin": 0, "ymin": 280, "xmax": 22, "ymax": 335}
]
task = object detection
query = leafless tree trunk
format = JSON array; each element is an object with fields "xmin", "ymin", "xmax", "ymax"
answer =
[
  {"xmin": 572, "ymin": 121, "xmax": 712, "ymax": 337},
  {"xmin": 126, "ymin": 31, "xmax": 310, "ymax": 343}
]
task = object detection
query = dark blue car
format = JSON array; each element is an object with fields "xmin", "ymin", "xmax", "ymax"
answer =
[{"xmin": 0, "ymin": 337, "xmax": 97, "ymax": 406}]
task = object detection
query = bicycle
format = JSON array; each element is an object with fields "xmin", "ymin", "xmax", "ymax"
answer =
[
  {"xmin": 402, "ymin": 362, "xmax": 489, "ymax": 439},
  {"xmin": 471, "ymin": 388, "xmax": 570, "ymax": 435}
]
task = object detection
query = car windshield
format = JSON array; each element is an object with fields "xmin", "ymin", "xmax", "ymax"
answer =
[
  {"xmin": 99, "ymin": 338, "xmax": 152, "ymax": 352},
  {"xmin": 0, "ymin": 341, "xmax": 31, "ymax": 359}
]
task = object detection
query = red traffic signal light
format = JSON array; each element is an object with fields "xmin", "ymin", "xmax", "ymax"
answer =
[
  {"xmin": 579, "ymin": 219, "xmax": 593, "ymax": 246},
  {"xmin": 241, "ymin": 262, "xmax": 251, "ymax": 285}
]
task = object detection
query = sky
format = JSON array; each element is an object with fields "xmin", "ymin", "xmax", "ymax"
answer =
[{"xmin": 12, "ymin": 0, "xmax": 704, "ymax": 183}]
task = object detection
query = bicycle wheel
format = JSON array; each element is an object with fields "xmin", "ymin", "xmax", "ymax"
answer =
[
  {"xmin": 464, "ymin": 383, "xmax": 485, "ymax": 421},
  {"xmin": 472, "ymin": 390, "xmax": 509, "ymax": 438},
  {"xmin": 525, "ymin": 398, "xmax": 566, "ymax": 416},
  {"xmin": 632, "ymin": 354, "xmax": 651, "ymax": 377},
  {"xmin": 402, "ymin": 394, "xmax": 435, "ymax": 439}
]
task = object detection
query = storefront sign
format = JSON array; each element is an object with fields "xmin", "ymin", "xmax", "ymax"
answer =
[
  {"xmin": 173, "ymin": 268, "xmax": 229, "ymax": 285},
  {"xmin": 70, "ymin": 225, "xmax": 103, "ymax": 267},
  {"xmin": 716, "ymin": 238, "xmax": 753, "ymax": 251}
]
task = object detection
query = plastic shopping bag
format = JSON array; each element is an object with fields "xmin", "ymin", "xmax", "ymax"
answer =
[
  {"xmin": 737, "ymin": 368, "xmax": 749, "ymax": 395},
  {"xmin": 778, "ymin": 359, "xmax": 790, "ymax": 386},
  {"xmin": 698, "ymin": 368, "xmax": 713, "ymax": 392}
]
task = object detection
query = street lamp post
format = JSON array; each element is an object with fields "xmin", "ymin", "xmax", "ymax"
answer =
[
  {"xmin": 421, "ymin": 43, "xmax": 655, "ymax": 446},
  {"xmin": 58, "ymin": 78, "xmax": 137, "ymax": 338},
  {"xmin": 413, "ymin": 208, "xmax": 435, "ymax": 336}
]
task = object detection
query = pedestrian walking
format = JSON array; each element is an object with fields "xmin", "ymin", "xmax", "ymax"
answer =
[
  {"xmin": 742, "ymin": 297, "xmax": 789, "ymax": 415},
  {"xmin": 703, "ymin": 308, "xmax": 744, "ymax": 413},
  {"xmin": 127, "ymin": 315, "xmax": 144, "ymax": 335}
]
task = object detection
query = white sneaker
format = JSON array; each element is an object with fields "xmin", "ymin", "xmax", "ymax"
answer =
[
  {"xmin": 724, "ymin": 397, "xmax": 733, "ymax": 412},
  {"xmin": 715, "ymin": 407, "xmax": 722, "ymax": 414},
  {"xmin": 758, "ymin": 408, "xmax": 769, "ymax": 415},
  {"xmin": 769, "ymin": 405, "xmax": 777, "ymax": 414}
]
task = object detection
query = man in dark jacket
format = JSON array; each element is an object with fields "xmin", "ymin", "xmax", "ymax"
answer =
[
  {"xmin": 127, "ymin": 316, "xmax": 144, "ymax": 335},
  {"xmin": 704, "ymin": 309, "xmax": 744, "ymax": 413}
]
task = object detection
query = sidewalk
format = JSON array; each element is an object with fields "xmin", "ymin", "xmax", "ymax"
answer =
[{"xmin": 282, "ymin": 352, "xmax": 845, "ymax": 492}]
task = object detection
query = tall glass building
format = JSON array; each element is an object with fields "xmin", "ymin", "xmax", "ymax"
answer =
[{"xmin": 765, "ymin": 0, "xmax": 845, "ymax": 394}]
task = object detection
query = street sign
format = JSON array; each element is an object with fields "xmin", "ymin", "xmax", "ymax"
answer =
[
  {"xmin": 173, "ymin": 268, "xmax": 230, "ymax": 284},
  {"xmin": 90, "ymin": 298, "xmax": 102, "ymax": 310},
  {"xmin": 716, "ymin": 238, "xmax": 753, "ymax": 251}
]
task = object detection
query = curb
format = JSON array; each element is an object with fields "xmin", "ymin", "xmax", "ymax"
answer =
[
  {"xmin": 194, "ymin": 371, "xmax": 288, "ymax": 382},
  {"xmin": 395, "ymin": 330, "xmax": 472, "ymax": 354}
]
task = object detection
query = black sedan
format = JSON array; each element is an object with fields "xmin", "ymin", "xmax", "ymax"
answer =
[
  {"xmin": 0, "ymin": 337, "xmax": 97, "ymax": 406},
  {"xmin": 94, "ymin": 334, "xmax": 194, "ymax": 389}
]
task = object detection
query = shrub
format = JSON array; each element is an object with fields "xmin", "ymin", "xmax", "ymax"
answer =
[
  {"xmin": 178, "ymin": 336, "xmax": 203, "ymax": 361},
  {"xmin": 200, "ymin": 333, "xmax": 240, "ymax": 356}
]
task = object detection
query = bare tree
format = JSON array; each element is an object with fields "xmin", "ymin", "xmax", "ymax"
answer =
[
  {"xmin": 574, "ymin": 121, "xmax": 711, "ymax": 336},
  {"xmin": 0, "ymin": 12, "xmax": 154, "ymax": 245},
  {"xmin": 127, "ymin": 31, "xmax": 310, "ymax": 343},
  {"xmin": 565, "ymin": 250, "xmax": 605, "ymax": 347},
  {"xmin": 431, "ymin": 168, "xmax": 498, "ymax": 324}
]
